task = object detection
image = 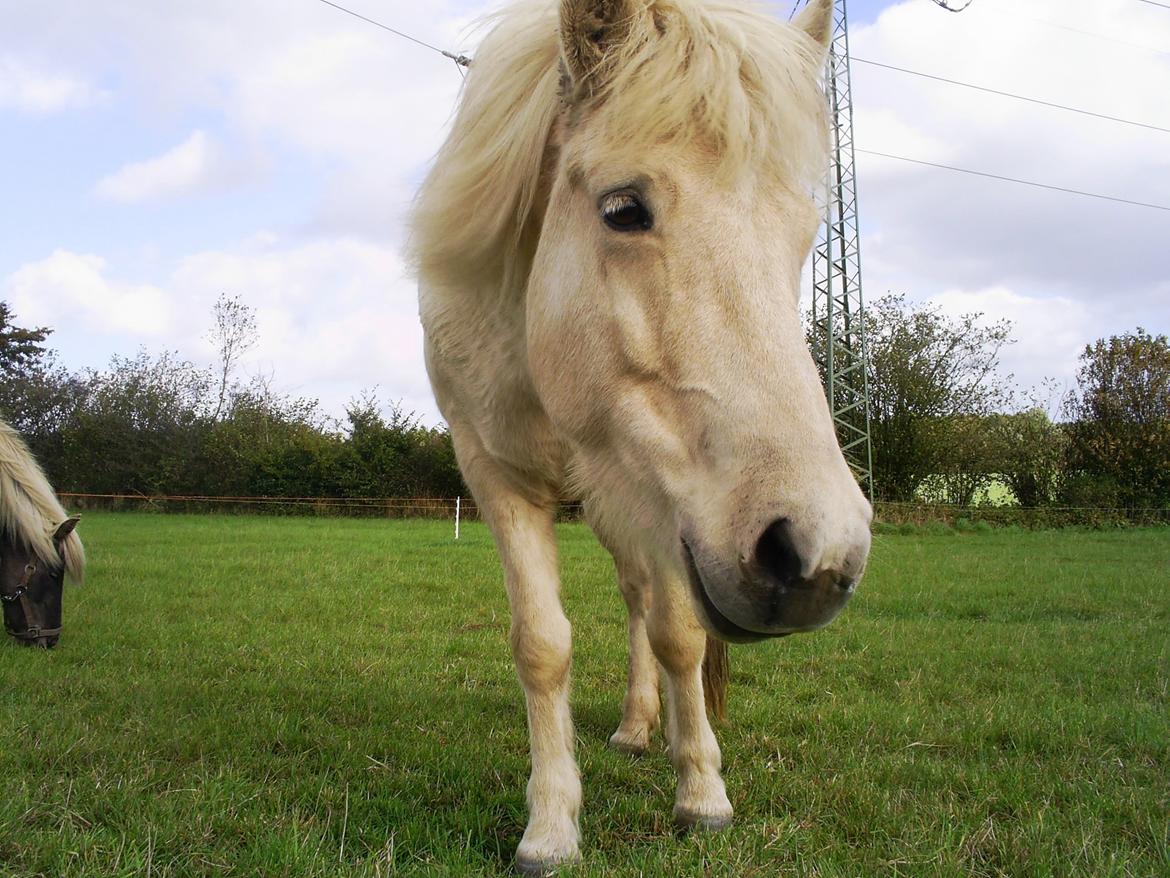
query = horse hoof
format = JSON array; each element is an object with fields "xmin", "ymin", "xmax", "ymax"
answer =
[
  {"xmin": 515, "ymin": 855, "xmax": 552, "ymax": 876},
  {"xmin": 515, "ymin": 852, "xmax": 579, "ymax": 876},
  {"xmin": 674, "ymin": 809, "xmax": 733, "ymax": 833},
  {"xmin": 608, "ymin": 728, "xmax": 650, "ymax": 756}
]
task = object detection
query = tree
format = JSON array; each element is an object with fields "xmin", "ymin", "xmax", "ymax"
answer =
[
  {"xmin": 981, "ymin": 408, "xmax": 1068, "ymax": 507},
  {"xmin": 0, "ymin": 302, "xmax": 81, "ymax": 450},
  {"xmin": 55, "ymin": 349, "xmax": 214, "ymax": 494},
  {"xmin": 342, "ymin": 392, "xmax": 465, "ymax": 497},
  {"xmin": 842, "ymin": 293, "xmax": 1014, "ymax": 502},
  {"xmin": 0, "ymin": 362, "xmax": 83, "ymax": 451},
  {"xmin": 0, "ymin": 301, "xmax": 52, "ymax": 376},
  {"xmin": 921, "ymin": 414, "xmax": 997, "ymax": 506},
  {"xmin": 200, "ymin": 372, "xmax": 332, "ymax": 496},
  {"xmin": 206, "ymin": 293, "xmax": 257, "ymax": 421},
  {"xmin": 0, "ymin": 296, "xmax": 467, "ymax": 501},
  {"xmin": 1063, "ymin": 329, "xmax": 1170, "ymax": 508}
]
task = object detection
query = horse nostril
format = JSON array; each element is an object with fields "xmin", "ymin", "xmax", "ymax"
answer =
[{"xmin": 754, "ymin": 518, "xmax": 804, "ymax": 587}]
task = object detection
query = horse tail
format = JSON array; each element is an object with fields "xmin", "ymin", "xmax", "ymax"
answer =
[{"xmin": 702, "ymin": 635, "xmax": 729, "ymax": 721}]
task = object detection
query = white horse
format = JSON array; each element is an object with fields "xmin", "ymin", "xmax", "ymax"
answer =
[
  {"xmin": 411, "ymin": 0, "xmax": 871, "ymax": 870},
  {"xmin": 0, "ymin": 420, "xmax": 84, "ymax": 648}
]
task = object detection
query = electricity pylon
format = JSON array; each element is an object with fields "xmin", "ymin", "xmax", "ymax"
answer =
[{"xmin": 810, "ymin": 0, "xmax": 874, "ymax": 498}]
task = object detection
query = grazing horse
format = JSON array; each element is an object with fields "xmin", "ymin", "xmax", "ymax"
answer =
[
  {"xmin": 411, "ymin": 0, "xmax": 871, "ymax": 870},
  {"xmin": 0, "ymin": 421, "xmax": 83, "ymax": 648}
]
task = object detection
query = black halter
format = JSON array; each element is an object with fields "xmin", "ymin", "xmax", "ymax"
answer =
[{"xmin": 2, "ymin": 559, "xmax": 61, "ymax": 642}]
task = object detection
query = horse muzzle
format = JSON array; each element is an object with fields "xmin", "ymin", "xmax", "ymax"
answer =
[{"xmin": 681, "ymin": 519, "xmax": 861, "ymax": 643}]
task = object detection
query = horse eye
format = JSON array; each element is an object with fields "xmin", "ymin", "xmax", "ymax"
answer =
[{"xmin": 600, "ymin": 191, "xmax": 652, "ymax": 232}]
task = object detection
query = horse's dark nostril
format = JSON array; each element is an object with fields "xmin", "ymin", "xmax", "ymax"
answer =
[{"xmin": 754, "ymin": 518, "xmax": 804, "ymax": 587}]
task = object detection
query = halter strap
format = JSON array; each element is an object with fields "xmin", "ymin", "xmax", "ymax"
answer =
[
  {"xmin": 2, "ymin": 560, "xmax": 61, "ymax": 641},
  {"xmin": 0, "ymin": 560, "xmax": 35, "ymax": 603}
]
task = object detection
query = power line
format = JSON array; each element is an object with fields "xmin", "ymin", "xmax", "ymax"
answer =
[
  {"xmin": 791, "ymin": 0, "xmax": 978, "ymax": 19},
  {"xmin": 953, "ymin": 1, "xmax": 1170, "ymax": 58},
  {"xmin": 853, "ymin": 56, "xmax": 1170, "ymax": 134},
  {"xmin": 857, "ymin": 148, "xmax": 1170, "ymax": 212},
  {"xmin": 315, "ymin": 0, "xmax": 1168, "ymax": 216},
  {"xmin": 1135, "ymin": 0, "xmax": 1170, "ymax": 9},
  {"xmin": 1020, "ymin": 18, "xmax": 1169, "ymax": 58},
  {"xmin": 313, "ymin": 0, "xmax": 471, "ymax": 67}
]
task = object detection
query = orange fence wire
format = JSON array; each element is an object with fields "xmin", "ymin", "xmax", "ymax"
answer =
[
  {"xmin": 56, "ymin": 493, "xmax": 588, "ymax": 520},
  {"xmin": 55, "ymin": 493, "xmax": 1167, "ymax": 527}
]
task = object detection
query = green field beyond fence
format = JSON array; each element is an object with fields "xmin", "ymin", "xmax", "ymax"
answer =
[{"xmin": 1, "ymin": 515, "xmax": 1167, "ymax": 877}]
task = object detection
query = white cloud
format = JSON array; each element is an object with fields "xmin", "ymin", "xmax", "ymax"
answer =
[
  {"xmin": 927, "ymin": 286, "xmax": 1094, "ymax": 400},
  {"xmin": 93, "ymin": 130, "xmax": 231, "ymax": 203},
  {"xmin": 3, "ymin": 250, "xmax": 173, "ymax": 337},
  {"xmin": 0, "ymin": 55, "xmax": 107, "ymax": 112},
  {"xmin": 3, "ymin": 0, "xmax": 1167, "ymax": 424},
  {"xmin": 852, "ymin": 107, "xmax": 954, "ymax": 164},
  {"xmin": 3, "ymin": 1, "xmax": 469, "ymax": 234},
  {"xmin": 850, "ymin": 0, "xmax": 1170, "ymax": 298},
  {"xmin": 224, "ymin": 21, "xmax": 463, "ymax": 238},
  {"xmin": 847, "ymin": 0, "xmax": 1170, "ymax": 391},
  {"xmin": 4, "ymin": 237, "xmax": 438, "ymax": 422},
  {"xmin": 168, "ymin": 235, "xmax": 436, "ymax": 418},
  {"xmin": 0, "ymin": 1, "xmax": 478, "ymax": 419}
]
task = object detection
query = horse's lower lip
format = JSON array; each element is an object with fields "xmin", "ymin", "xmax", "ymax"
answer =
[{"xmin": 681, "ymin": 538, "xmax": 780, "ymax": 644}]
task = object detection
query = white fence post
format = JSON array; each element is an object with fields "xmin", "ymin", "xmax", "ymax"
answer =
[{"xmin": 455, "ymin": 496, "xmax": 461, "ymax": 541}]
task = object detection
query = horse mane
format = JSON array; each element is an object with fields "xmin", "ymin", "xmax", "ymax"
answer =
[
  {"xmin": 0, "ymin": 421, "xmax": 85, "ymax": 583},
  {"xmin": 409, "ymin": 0, "xmax": 829, "ymax": 292}
]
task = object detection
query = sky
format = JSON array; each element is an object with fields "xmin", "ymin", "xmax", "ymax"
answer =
[{"xmin": 1, "ymin": 0, "xmax": 1167, "ymax": 425}]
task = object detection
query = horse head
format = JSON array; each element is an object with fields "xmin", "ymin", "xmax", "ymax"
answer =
[
  {"xmin": 1, "ymin": 517, "xmax": 79, "ymax": 649},
  {"xmin": 526, "ymin": 0, "xmax": 871, "ymax": 641}
]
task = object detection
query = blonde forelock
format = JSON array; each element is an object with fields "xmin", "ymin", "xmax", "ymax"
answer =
[{"xmin": 409, "ymin": 0, "xmax": 828, "ymax": 292}]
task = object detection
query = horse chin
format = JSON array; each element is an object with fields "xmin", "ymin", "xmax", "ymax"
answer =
[{"xmin": 680, "ymin": 538, "xmax": 782, "ymax": 644}]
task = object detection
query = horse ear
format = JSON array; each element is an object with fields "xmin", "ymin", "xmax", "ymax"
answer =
[
  {"xmin": 559, "ymin": 0, "xmax": 647, "ymax": 98},
  {"xmin": 53, "ymin": 516, "xmax": 80, "ymax": 542},
  {"xmin": 793, "ymin": 0, "xmax": 835, "ymax": 54}
]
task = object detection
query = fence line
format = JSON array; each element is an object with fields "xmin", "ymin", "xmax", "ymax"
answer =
[
  {"xmin": 56, "ymin": 493, "xmax": 468, "ymax": 518},
  {"xmin": 54, "ymin": 493, "xmax": 1168, "ymax": 527},
  {"xmin": 56, "ymin": 493, "xmax": 586, "ymax": 521},
  {"xmin": 872, "ymin": 501, "xmax": 1169, "ymax": 528},
  {"xmin": 59, "ymin": 492, "xmax": 470, "ymax": 504}
]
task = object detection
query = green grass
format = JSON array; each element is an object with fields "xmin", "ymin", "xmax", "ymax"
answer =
[{"xmin": 2, "ymin": 514, "xmax": 1167, "ymax": 877}]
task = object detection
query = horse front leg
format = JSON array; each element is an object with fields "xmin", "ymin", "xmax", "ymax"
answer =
[
  {"xmin": 478, "ymin": 489, "xmax": 581, "ymax": 873},
  {"xmin": 608, "ymin": 554, "xmax": 660, "ymax": 755},
  {"xmin": 647, "ymin": 565, "xmax": 733, "ymax": 830}
]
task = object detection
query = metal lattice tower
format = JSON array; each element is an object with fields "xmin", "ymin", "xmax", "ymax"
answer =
[{"xmin": 811, "ymin": 0, "xmax": 874, "ymax": 498}]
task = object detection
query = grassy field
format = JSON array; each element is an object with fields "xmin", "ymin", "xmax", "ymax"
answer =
[{"xmin": 1, "ymin": 514, "xmax": 1167, "ymax": 877}]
